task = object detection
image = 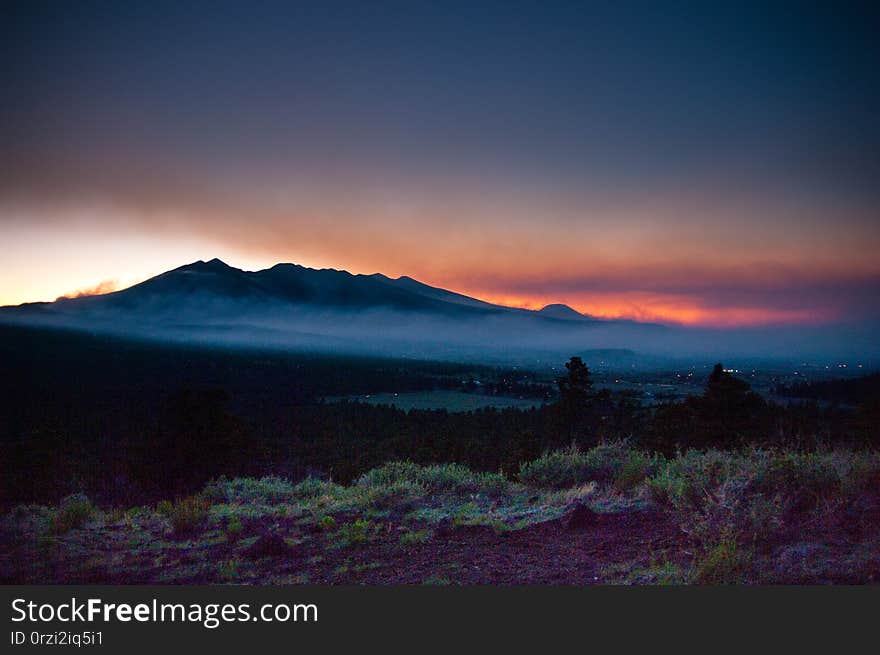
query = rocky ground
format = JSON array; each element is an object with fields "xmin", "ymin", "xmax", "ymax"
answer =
[{"xmin": 2, "ymin": 504, "xmax": 694, "ymax": 585}]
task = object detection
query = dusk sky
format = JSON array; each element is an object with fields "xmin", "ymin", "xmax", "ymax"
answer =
[{"xmin": 2, "ymin": 1, "xmax": 879, "ymax": 326}]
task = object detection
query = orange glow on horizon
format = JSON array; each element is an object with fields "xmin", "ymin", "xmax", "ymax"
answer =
[
  {"xmin": 3, "ymin": 270, "xmax": 826, "ymax": 328},
  {"xmin": 57, "ymin": 279, "xmax": 119, "ymax": 300},
  {"xmin": 0, "ymin": 215, "xmax": 865, "ymax": 328},
  {"xmin": 2, "ymin": 179, "xmax": 877, "ymax": 329},
  {"xmin": 461, "ymin": 290, "xmax": 825, "ymax": 327}
]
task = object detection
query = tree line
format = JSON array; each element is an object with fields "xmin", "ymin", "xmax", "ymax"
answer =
[{"xmin": 5, "ymin": 355, "xmax": 877, "ymax": 509}]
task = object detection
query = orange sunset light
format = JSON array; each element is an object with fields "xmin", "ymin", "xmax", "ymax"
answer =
[{"xmin": 465, "ymin": 291, "xmax": 823, "ymax": 327}]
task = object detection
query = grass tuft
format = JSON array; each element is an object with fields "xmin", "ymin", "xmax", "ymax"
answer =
[{"xmin": 51, "ymin": 494, "xmax": 95, "ymax": 534}]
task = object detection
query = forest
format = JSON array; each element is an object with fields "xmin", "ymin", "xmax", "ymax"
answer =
[{"xmin": 2, "ymin": 325, "xmax": 877, "ymax": 509}]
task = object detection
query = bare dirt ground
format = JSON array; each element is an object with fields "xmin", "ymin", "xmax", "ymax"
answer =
[{"xmin": 2, "ymin": 508, "xmax": 693, "ymax": 585}]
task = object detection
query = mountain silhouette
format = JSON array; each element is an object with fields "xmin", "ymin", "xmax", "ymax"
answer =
[
  {"xmin": 113, "ymin": 259, "xmax": 468, "ymax": 313},
  {"xmin": 537, "ymin": 304, "xmax": 590, "ymax": 321},
  {"xmin": 12, "ymin": 259, "xmax": 607, "ymax": 321},
  {"xmin": 0, "ymin": 259, "xmax": 663, "ymax": 360}
]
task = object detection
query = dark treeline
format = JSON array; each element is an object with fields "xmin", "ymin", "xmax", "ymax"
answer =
[
  {"xmin": 1, "ymin": 327, "xmax": 878, "ymax": 508},
  {"xmin": 0, "ymin": 325, "xmax": 540, "ymax": 506},
  {"xmin": 275, "ymin": 362, "xmax": 877, "ymax": 486},
  {"xmin": 775, "ymin": 373, "xmax": 880, "ymax": 405}
]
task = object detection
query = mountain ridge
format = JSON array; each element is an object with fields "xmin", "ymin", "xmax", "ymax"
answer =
[
  {"xmin": 0, "ymin": 258, "xmax": 666, "ymax": 361},
  {"xmin": 9, "ymin": 258, "xmax": 655, "ymax": 326},
  {"xmin": 537, "ymin": 303, "xmax": 590, "ymax": 321}
]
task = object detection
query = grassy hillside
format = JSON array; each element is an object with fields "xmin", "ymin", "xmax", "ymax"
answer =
[{"xmin": 3, "ymin": 443, "xmax": 878, "ymax": 584}]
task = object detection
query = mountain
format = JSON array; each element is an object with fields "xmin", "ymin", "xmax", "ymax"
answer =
[
  {"xmin": 537, "ymin": 304, "xmax": 589, "ymax": 321},
  {"xmin": 97, "ymin": 259, "xmax": 480, "ymax": 315},
  {"xmin": 0, "ymin": 259, "xmax": 663, "ymax": 361},
  {"xmin": 370, "ymin": 273, "xmax": 501, "ymax": 311},
  {"xmin": 8, "ymin": 258, "xmax": 592, "ymax": 321}
]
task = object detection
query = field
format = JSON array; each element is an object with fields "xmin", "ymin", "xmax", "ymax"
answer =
[
  {"xmin": 4, "ymin": 443, "xmax": 878, "ymax": 585},
  {"xmin": 327, "ymin": 390, "xmax": 542, "ymax": 411}
]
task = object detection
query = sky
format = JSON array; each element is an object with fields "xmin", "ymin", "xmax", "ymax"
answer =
[{"xmin": 2, "ymin": 1, "xmax": 879, "ymax": 326}]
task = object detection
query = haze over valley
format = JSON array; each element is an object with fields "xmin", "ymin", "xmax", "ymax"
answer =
[{"xmin": 2, "ymin": 258, "xmax": 876, "ymax": 367}]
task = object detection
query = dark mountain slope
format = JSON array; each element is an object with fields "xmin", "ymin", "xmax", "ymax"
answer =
[
  {"xmin": 537, "ymin": 304, "xmax": 590, "ymax": 321},
  {"xmin": 372, "ymin": 274, "xmax": 507, "ymax": 312},
  {"xmin": 68, "ymin": 259, "xmax": 498, "ymax": 317},
  {"xmin": 0, "ymin": 259, "xmax": 664, "ymax": 361}
]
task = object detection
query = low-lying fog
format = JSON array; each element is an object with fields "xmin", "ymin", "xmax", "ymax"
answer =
[{"xmin": 3, "ymin": 291, "xmax": 878, "ymax": 370}]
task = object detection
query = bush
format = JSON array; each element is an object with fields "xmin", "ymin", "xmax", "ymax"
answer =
[
  {"xmin": 695, "ymin": 534, "xmax": 752, "ymax": 584},
  {"xmin": 646, "ymin": 449, "xmax": 748, "ymax": 513},
  {"xmin": 645, "ymin": 448, "xmax": 880, "ymax": 561},
  {"xmin": 102, "ymin": 507, "xmax": 126, "ymax": 525},
  {"xmin": 170, "ymin": 495, "xmax": 210, "ymax": 538},
  {"xmin": 745, "ymin": 453, "xmax": 839, "ymax": 500},
  {"xmin": 399, "ymin": 528, "xmax": 433, "ymax": 546},
  {"xmin": 836, "ymin": 451, "xmax": 880, "ymax": 497},
  {"xmin": 317, "ymin": 515, "xmax": 336, "ymax": 531},
  {"xmin": 356, "ymin": 461, "xmax": 508, "ymax": 496},
  {"xmin": 359, "ymin": 479, "xmax": 426, "ymax": 510},
  {"xmin": 226, "ymin": 516, "xmax": 244, "ymax": 539},
  {"xmin": 357, "ymin": 462, "xmax": 423, "ymax": 488},
  {"xmin": 519, "ymin": 441, "xmax": 652, "ymax": 489},
  {"xmin": 338, "ymin": 518, "xmax": 371, "ymax": 546},
  {"xmin": 614, "ymin": 451, "xmax": 664, "ymax": 492},
  {"xmin": 645, "ymin": 467, "xmax": 683, "ymax": 508},
  {"xmin": 203, "ymin": 476, "xmax": 298, "ymax": 505},
  {"xmin": 292, "ymin": 477, "xmax": 343, "ymax": 499},
  {"xmin": 51, "ymin": 494, "xmax": 95, "ymax": 534}
]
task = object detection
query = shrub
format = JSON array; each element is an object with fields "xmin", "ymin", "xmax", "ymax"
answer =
[
  {"xmin": 744, "ymin": 495, "xmax": 784, "ymax": 545},
  {"xmin": 204, "ymin": 476, "xmax": 298, "ymax": 505},
  {"xmin": 356, "ymin": 461, "xmax": 508, "ymax": 496},
  {"xmin": 338, "ymin": 519, "xmax": 371, "ymax": 546},
  {"xmin": 477, "ymin": 471, "xmax": 511, "ymax": 498},
  {"xmin": 170, "ymin": 495, "xmax": 211, "ymax": 538},
  {"xmin": 51, "ymin": 494, "xmax": 95, "ymax": 534},
  {"xmin": 645, "ymin": 467, "xmax": 683, "ymax": 507},
  {"xmin": 694, "ymin": 534, "xmax": 752, "ymax": 584},
  {"xmin": 155, "ymin": 500, "xmax": 174, "ymax": 517},
  {"xmin": 835, "ymin": 451, "xmax": 880, "ymax": 497},
  {"xmin": 217, "ymin": 560, "xmax": 240, "ymax": 581},
  {"xmin": 645, "ymin": 449, "xmax": 879, "ymax": 553},
  {"xmin": 226, "ymin": 516, "xmax": 244, "ymax": 539},
  {"xmin": 560, "ymin": 482, "xmax": 597, "ymax": 504},
  {"xmin": 614, "ymin": 451, "xmax": 664, "ymax": 492},
  {"xmin": 359, "ymin": 479, "xmax": 426, "ymax": 510},
  {"xmin": 317, "ymin": 515, "xmax": 336, "ymax": 531},
  {"xmin": 746, "ymin": 453, "xmax": 839, "ymax": 500},
  {"xmin": 519, "ymin": 441, "xmax": 640, "ymax": 488},
  {"xmin": 646, "ymin": 449, "xmax": 749, "ymax": 514},
  {"xmin": 357, "ymin": 462, "xmax": 423, "ymax": 488},
  {"xmin": 399, "ymin": 529, "xmax": 433, "ymax": 546},
  {"xmin": 518, "ymin": 445, "xmax": 592, "ymax": 488},
  {"xmin": 292, "ymin": 477, "xmax": 343, "ymax": 500},
  {"xmin": 418, "ymin": 462, "xmax": 476, "ymax": 492},
  {"xmin": 102, "ymin": 507, "xmax": 126, "ymax": 525},
  {"xmin": 415, "ymin": 463, "xmax": 505, "ymax": 495}
]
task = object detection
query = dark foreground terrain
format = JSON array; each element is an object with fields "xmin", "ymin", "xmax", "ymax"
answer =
[
  {"xmin": 2, "ymin": 325, "xmax": 878, "ymax": 584},
  {"xmin": 3, "ymin": 445, "xmax": 879, "ymax": 584},
  {"xmin": 4, "ymin": 323, "xmax": 876, "ymax": 510}
]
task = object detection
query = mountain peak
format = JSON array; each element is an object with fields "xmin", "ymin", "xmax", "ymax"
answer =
[
  {"xmin": 537, "ymin": 303, "xmax": 587, "ymax": 321},
  {"xmin": 182, "ymin": 258, "xmax": 233, "ymax": 272}
]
